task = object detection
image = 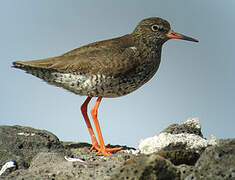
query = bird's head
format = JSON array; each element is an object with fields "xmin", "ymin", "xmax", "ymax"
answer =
[{"xmin": 133, "ymin": 17, "xmax": 198, "ymax": 46}]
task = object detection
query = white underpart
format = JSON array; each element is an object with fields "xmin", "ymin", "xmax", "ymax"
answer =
[
  {"xmin": 0, "ymin": 161, "xmax": 15, "ymax": 176},
  {"xmin": 52, "ymin": 72, "xmax": 86, "ymax": 84},
  {"xmin": 83, "ymin": 76, "xmax": 92, "ymax": 87},
  {"xmin": 50, "ymin": 71, "xmax": 117, "ymax": 96},
  {"xmin": 52, "ymin": 72, "xmax": 106, "ymax": 87}
]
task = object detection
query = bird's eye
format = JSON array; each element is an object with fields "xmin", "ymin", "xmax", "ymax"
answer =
[{"xmin": 151, "ymin": 25, "xmax": 159, "ymax": 31}]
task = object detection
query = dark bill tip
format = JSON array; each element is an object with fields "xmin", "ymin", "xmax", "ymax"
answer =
[{"xmin": 167, "ymin": 30, "xmax": 199, "ymax": 42}]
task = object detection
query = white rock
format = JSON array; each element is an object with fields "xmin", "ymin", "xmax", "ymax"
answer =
[
  {"xmin": 138, "ymin": 118, "xmax": 217, "ymax": 155},
  {"xmin": 183, "ymin": 117, "xmax": 201, "ymax": 129}
]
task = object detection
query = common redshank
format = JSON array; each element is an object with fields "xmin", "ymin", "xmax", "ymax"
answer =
[{"xmin": 13, "ymin": 17, "xmax": 198, "ymax": 156}]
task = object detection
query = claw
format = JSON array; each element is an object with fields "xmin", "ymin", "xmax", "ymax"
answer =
[
  {"xmin": 90, "ymin": 141, "xmax": 99, "ymax": 151},
  {"xmin": 91, "ymin": 144, "xmax": 123, "ymax": 156}
]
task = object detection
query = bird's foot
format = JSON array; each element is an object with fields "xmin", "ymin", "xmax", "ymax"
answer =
[{"xmin": 90, "ymin": 144, "xmax": 123, "ymax": 156}]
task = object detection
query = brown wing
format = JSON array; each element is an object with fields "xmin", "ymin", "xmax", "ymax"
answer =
[{"xmin": 13, "ymin": 34, "xmax": 141, "ymax": 76}]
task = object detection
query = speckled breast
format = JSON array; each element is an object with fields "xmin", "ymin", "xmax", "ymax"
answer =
[{"xmin": 46, "ymin": 58, "xmax": 161, "ymax": 98}]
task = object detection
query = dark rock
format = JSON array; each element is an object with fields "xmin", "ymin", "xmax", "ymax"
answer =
[
  {"xmin": 111, "ymin": 154, "xmax": 180, "ymax": 180},
  {"xmin": 30, "ymin": 152, "xmax": 65, "ymax": 168},
  {"xmin": 0, "ymin": 125, "xmax": 65, "ymax": 177},
  {"xmin": 185, "ymin": 139, "xmax": 235, "ymax": 180},
  {"xmin": 177, "ymin": 164, "xmax": 195, "ymax": 180},
  {"xmin": 5, "ymin": 152, "xmax": 71, "ymax": 180},
  {"xmin": 0, "ymin": 126, "xmax": 137, "ymax": 179},
  {"xmin": 156, "ymin": 150, "xmax": 200, "ymax": 166},
  {"xmin": 62, "ymin": 141, "xmax": 135, "ymax": 162},
  {"xmin": 6, "ymin": 148, "xmax": 137, "ymax": 179},
  {"xmin": 162, "ymin": 118, "xmax": 203, "ymax": 137},
  {"xmin": 0, "ymin": 124, "xmax": 234, "ymax": 180}
]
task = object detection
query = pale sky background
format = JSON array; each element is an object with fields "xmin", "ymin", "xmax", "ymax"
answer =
[{"xmin": 1, "ymin": 1, "xmax": 234, "ymax": 148}]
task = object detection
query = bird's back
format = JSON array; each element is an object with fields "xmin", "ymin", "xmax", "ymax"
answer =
[{"xmin": 13, "ymin": 33, "xmax": 162, "ymax": 97}]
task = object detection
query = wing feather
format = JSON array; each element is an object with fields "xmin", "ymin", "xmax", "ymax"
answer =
[{"xmin": 13, "ymin": 34, "xmax": 141, "ymax": 76}]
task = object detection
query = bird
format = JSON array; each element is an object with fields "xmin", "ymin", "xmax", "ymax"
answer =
[{"xmin": 12, "ymin": 17, "xmax": 198, "ymax": 156}]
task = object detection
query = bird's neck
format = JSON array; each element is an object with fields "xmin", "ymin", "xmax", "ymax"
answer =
[{"xmin": 132, "ymin": 34, "xmax": 163, "ymax": 55}]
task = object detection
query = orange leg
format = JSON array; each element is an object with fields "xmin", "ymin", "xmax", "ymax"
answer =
[
  {"xmin": 80, "ymin": 97, "xmax": 99, "ymax": 149},
  {"xmin": 90, "ymin": 97, "xmax": 123, "ymax": 156}
]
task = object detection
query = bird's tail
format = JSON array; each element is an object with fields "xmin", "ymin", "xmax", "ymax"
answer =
[
  {"xmin": 12, "ymin": 60, "xmax": 59, "ymax": 84},
  {"xmin": 12, "ymin": 56, "xmax": 59, "ymax": 69},
  {"xmin": 12, "ymin": 61, "xmax": 30, "ymax": 70}
]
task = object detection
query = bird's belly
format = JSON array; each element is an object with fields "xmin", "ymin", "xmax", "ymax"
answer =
[{"xmin": 49, "ymin": 61, "xmax": 160, "ymax": 98}]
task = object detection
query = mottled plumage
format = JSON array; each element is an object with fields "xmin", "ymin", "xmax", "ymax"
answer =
[
  {"xmin": 12, "ymin": 17, "xmax": 198, "ymax": 156},
  {"xmin": 12, "ymin": 18, "xmax": 172, "ymax": 97}
]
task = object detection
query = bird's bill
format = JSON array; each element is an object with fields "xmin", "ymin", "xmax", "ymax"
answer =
[{"xmin": 167, "ymin": 30, "xmax": 199, "ymax": 42}]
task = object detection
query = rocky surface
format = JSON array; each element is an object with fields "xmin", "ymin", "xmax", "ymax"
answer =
[
  {"xmin": 0, "ymin": 125, "xmax": 65, "ymax": 173},
  {"xmin": 138, "ymin": 118, "xmax": 217, "ymax": 155},
  {"xmin": 184, "ymin": 139, "xmax": 235, "ymax": 180},
  {"xmin": 0, "ymin": 119, "xmax": 234, "ymax": 180}
]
